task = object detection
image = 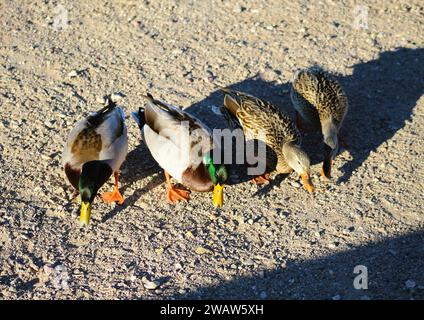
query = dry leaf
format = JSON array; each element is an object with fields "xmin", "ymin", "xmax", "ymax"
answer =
[
  {"xmin": 185, "ymin": 231, "xmax": 194, "ymax": 238},
  {"xmin": 155, "ymin": 247, "xmax": 164, "ymax": 255}
]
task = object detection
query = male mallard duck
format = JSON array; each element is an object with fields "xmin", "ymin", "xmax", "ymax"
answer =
[
  {"xmin": 131, "ymin": 93, "xmax": 228, "ymax": 207},
  {"xmin": 290, "ymin": 68, "xmax": 348, "ymax": 180},
  {"xmin": 220, "ymin": 88, "xmax": 314, "ymax": 193},
  {"xmin": 62, "ymin": 95, "xmax": 128, "ymax": 226}
]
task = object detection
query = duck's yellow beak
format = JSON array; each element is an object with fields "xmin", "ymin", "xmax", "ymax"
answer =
[
  {"xmin": 80, "ymin": 201, "xmax": 91, "ymax": 227},
  {"xmin": 213, "ymin": 183, "xmax": 224, "ymax": 208},
  {"xmin": 300, "ymin": 172, "xmax": 315, "ymax": 193}
]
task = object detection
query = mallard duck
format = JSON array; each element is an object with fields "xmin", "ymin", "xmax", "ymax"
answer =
[
  {"xmin": 62, "ymin": 95, "xmax": 128, "ymax": 226},
  {"xmin": 220, "ymin": 88, "xmax": 314, "ymax": 193},
  {"xmin": 131, "ymin": 93, "xmax": 228, "ymax": 207},
  {"xmin": 290, "ymin": 68, "xmax": 348, "ymax": 180}
]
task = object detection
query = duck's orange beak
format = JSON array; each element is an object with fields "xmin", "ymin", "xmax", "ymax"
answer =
[{"xmin": 300, "ymin": 172, "xmax": 315, "ymax": 193}]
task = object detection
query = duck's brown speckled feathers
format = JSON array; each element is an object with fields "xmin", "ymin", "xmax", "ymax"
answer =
[
  {"xmin": 69, "ymin": 98, "xmax": 124, "ymax": 159},
  {"xmin": 291, "ymin": 68, "xmax": 348, "ymax": 129},
  {"xmin": 221, "ymin": 88, "xmax": 300, "ymax": 173},
  {"xmin": 63, "ymin": 96, "xmax": 128, "ymax": 191}
]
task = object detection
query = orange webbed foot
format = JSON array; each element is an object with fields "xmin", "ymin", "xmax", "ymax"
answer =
[
  {"xmin": 250, "ymin": 173, "xmax": 270, "ymax": 186},
  {"xmin": 166, "ymin": 186, "xmax": 190, "ymax": 203},
  {"xmin": 102, "ymin": 188, "xmax": 125, "ymax": 204}
]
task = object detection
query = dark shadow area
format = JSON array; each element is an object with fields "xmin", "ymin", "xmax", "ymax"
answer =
[
  {"xmin": 100, "ymin": 47, "xmax": 422, "ymax": 216},
  {"xmin": 185, "ymin": 76, "xmax": 295, "ymax": 189},
  {"xmin": 102, "ymin": 138, "xmax": 163, "ymax": 223},
  {"xmin": 170, "ymin": 230, "xmax": 424, "ymax": 299},
  {"xmin": 120, "ymin": 142, "xmax": 161, "ymax": 187},
  {"xmin": 335, "ymin": 47, "xmax": 423, "ymax": 182},
  {"xmin": 0, "ymin": 275, "xmax": 39, "ymax": 293},
  {"xmin": 157, "ymin": 48, "xmax": 424, "ymax": 299},
  {"xmin": 184, "ymin": 47, "xmax": 423, "ymax": 184}
]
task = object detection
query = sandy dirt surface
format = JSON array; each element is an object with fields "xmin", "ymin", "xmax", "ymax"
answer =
[{"xmin": 1, "ymin": 0, "xmax": 424, "ymax": 300}]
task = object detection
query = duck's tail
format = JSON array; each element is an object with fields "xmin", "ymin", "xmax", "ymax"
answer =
[
  {"xmin": 131, "ymin": 107, "xmax": 146, "ymax": 130},
  {"xmin": 141, "ymin": 92, "xmax": 174, "ymax": 113},
  {"xmin": 219, "ymin": 87, "xmax": 240, "ymax": 117},
  {"xmin": 87, "ymin": 94, "xmax": 118, "ymax": 127}
]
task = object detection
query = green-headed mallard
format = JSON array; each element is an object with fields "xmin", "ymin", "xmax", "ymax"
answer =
[
  {"xmin": 220, "ymin": 88, "xmax": 314, "ymax": 193},
  {"xmin": 131, "ymin": 93, "xmax": 228, "ymax": 207},
  {"xmin": 62, "ymin": 95, "xmax": 128, "ymax": 226},
  {"xmin": 290, "ymin": 68, "xmax": 348, "ymax": 180}
]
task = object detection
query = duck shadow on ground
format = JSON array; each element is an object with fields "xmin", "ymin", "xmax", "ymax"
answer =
[
  {"xmin": 105, "ymin": 47, "xmax": 422, "ymax": 208},
  {"xmin": 102, "ymin": 141, "xmax": 164, "ymax": 223},
  {"xmin": 168, "ymin": 47, "xmax": 423, "ymax": 299},
  {"xmin": 168, "ymin": 230, "xmax": 424, "ymax": 299},
  {"xmin": 185, "ymin": 77, "xmax": 295, "ymax": 189},
  {"xmin": 185, "ymin": 47, "xmax": 423, "ymax": 186},
  {"xmin": 335, "ymin": 47, "xmax": 423, "ymax": 183}
]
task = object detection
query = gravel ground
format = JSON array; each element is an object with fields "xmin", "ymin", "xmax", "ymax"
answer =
[{"xmin": 1, "ymin": 0, "xmax": 423, "ymax": 300}]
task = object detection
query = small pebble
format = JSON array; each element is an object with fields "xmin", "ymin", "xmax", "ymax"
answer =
[
  {"xmin": 328, "ymin": 242, "xmax": 337, "ymax": 249},
  {"xmin": 332, "ymin": 294, "xmax": 341, "ymax": 300},
  {"xmin": 405, "ymin": 280, "xmax": 416, "ymax": 289},
  {"xmin": 143, "ymin": 280, "xmax": 160, "ymax": 290},
  {"xmin": 155, "ymin": 247, "xmax": 164, "ymax": 255},
  {"xmin": 67, "ymin": 70, "xmax": 78, "ymax": 77},
  {"xmin": 242, "ymin": 259, "xmax": 255, "ymax": 266},
  {"xmin": 111, "ymin": 92, "xmax": 126, "ymax": 102},
  {"xmin": 211, "ymin": 105, "xmax": 221, "ymax": 115},
  {"xmin": 96, "ymin": 96, "xmax": 108, "ymax": 104},
  {"xmin": 290, "ymin": 181, "xmax": 301, "ymax": 188},
  {"xmin": 195, "ymin": 246, "xmax": 210, "ymax": 255},
  {"xmin": 259, "ymin": 291, "xmax": 267, "ymax": 299},
  {"xmin": 43, "ymin": 264, "xmax": 54, "ymax": 275}
]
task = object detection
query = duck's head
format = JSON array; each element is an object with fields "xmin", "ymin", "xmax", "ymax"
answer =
[
  {"xmin": 203, "ymin": 154, "xmax": 228, "ymax": 208},
  {"xmin": 78, "ymin": 160, "xmax": 113, "ymax": 227},
  {"xmin": 283, "ymin": 142, "xmax": 314, "ymax": 193}
]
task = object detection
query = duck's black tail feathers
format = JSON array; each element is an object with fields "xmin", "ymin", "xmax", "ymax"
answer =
[
  {"xmin": 131, "ymin": 107, "xmax": 146, "ymax": 130},
  {"xmin": 87, "ymin": 95, "xmax": 117, "ymax": 128},
  {"xmin": 141, "ymin": 92, "xmax": 174, "ymax": 113}
]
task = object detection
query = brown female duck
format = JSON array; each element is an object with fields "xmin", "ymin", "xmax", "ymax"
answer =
[
  {"xmin": 291, "ymin": 68, "xmax": 348, "ymax": 180},
  {"xmin": 220, "ymin": 88, "xmax": 314, "ymax": 193}
]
